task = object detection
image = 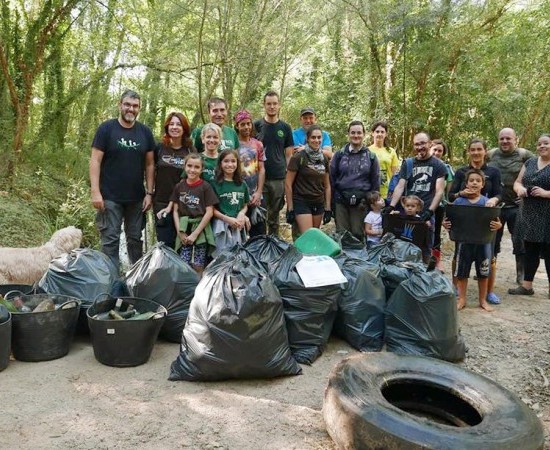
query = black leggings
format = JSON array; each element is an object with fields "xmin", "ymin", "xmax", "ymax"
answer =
[
  {"xmin": 433, "ymin": 205, "xmax": 445, "ymax": 251},
  {"xmin": 524, "ymin": 241, "xmax": 550, "ymax": 282}
]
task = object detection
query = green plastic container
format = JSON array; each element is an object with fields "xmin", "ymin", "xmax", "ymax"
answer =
[{"xmin": 294, "ymin": 228, "xmax": 341, "ymax": 256}]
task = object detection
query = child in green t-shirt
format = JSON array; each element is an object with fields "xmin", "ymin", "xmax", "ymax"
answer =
[{"xmin": 211, "ymin": 149, "xmax": 250, "ymax": 255}]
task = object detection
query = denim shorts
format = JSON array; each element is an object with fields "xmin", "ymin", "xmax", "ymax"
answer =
[{"xmin": 293, "ymin": 198, "xmax": 324, "ymax": 216}]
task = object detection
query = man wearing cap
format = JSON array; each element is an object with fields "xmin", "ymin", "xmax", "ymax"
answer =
[
  {"xmin": 90, "ymin": 89, "xmax": 155, "ymax": 270},
  {"xmin": 191, "ymin": 97, "xmax": 239, "ymax": 152},
  {"xmin": 293, "ymin": 108, "xmax": 333, "ymax": 159}
]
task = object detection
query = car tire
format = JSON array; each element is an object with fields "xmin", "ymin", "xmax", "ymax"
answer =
[{"xmin": 323, "ymin": 353, "xmax": 544, "ymax": 450}]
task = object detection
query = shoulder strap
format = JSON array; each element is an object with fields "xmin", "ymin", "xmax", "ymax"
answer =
[{"xmin": 405, "ymin": 157, "xmax": 414, "ymax": 179}]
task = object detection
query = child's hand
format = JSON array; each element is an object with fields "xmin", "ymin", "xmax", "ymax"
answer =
[
  {"xmin": 250, "ymin": 191, "xmax": 262, "ymax": 206},
  {"xmin": 227, "ymin": 216, "xmax": 241, "ymax": 229},
  {"xmin": 490, "ymin": 217, "xmax": 502, "ymax": 231},
  {"xmin": 244, "ymin": 216, "xmax": 251, "ymax": 231},
  {"xmin": 236, "ymin": 212, "xmax": 247, "ymax": 228},
  {"xmin": 442, "ymin": 218, "xmax": 451, "ymax": 230},
  {"xmin": 178, "ymin": 231, "xmax": 188, "ymax": 241},
  {"xmin": 185, "ymin": 232, "xmax": 198, "ymax": 245},
  {"xmin": 157, "ymin": 207, "xmax": 170, "ymax": 219}
]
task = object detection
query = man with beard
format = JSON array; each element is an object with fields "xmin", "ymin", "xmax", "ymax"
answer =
[
  {"xmin": 487, "ymin": 127, "xmax": 534, "ymax": 285},
  {"xmin": 191, "ymin": 97, "xmax": 239, "ymax": 152},
  {"xmin": 90, "ymin": 89, "xmax": 155, "ymax": 270},
  {"xmin": 254, "ymin": 90, "xmax": 294, "ymax": 236},
  {"xmin": 385, "ymin": 132, "xmax": 447, "ymax": 261}
]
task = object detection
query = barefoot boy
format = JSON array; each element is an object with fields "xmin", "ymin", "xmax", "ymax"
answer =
[{"xmin": 444, "ymin": 169, "xmax": 502, "ymax": 311}]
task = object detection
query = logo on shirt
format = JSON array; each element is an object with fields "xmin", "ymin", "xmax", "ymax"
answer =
[
  {"xmin": 161, "ymin": 155, "xmax": 185, "ymax": 168},
  {"xmin": 411, "ymin": 167, "xmax": 433, "ymax": 192},
  {"xmin": 277, "ymin": 130, "xmax": 285, "ymax": 138},
  {"xmin": 179, "ymin": 193, "xmax": 200, "ymax": 209},
  {"xmin": 117, "ymin": 138, "xmax": 140, "ymax": 151},
  {"xmin": 220, "ymin": 191, "xmax": 244, "ymax": 205}
]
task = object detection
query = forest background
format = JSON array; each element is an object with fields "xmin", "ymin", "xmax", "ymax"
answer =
[{"xmin": 0, "ymin": 0, "xmax": 548, "ymax": 248}]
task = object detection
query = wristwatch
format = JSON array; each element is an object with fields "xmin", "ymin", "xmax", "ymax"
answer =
[{"xmin": 146, "ymin": 191, "xmax": 153, "ymax": 196}]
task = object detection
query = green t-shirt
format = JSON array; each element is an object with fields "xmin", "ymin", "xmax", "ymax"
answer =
[
  {"xmin": 201, "ymin": 154, "xmax": 218, "ymax": 184},
  {"xmin": 191, "ymin": 125, "xmax": 240, "ymax": 153},
  {"xmin": 212, "ymin": 180, "xmax": 250, "ymax": 218}
]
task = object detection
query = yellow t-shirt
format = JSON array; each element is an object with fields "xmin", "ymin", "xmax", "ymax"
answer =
[{"xmin": 368, "ymin": 146, "xmax": 399, "ymax": 197}]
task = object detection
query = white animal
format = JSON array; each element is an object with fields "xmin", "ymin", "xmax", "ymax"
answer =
[{"xmin": 0, "ymin": 226, "xmax": 82, "ymax": 285}]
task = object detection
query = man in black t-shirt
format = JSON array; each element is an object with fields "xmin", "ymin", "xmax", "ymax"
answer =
[
  {"xmin": 89, "ymin": 90, "xmax": 155, "ymax": 270},
  {"xmin": 253, "ymin": 90, "xmax": 294, "ymax": 236}
]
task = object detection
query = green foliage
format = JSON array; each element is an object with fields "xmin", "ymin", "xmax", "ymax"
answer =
[{"xmin": 0, "ymin": 194, "xmax": 49, "ymax": 247}]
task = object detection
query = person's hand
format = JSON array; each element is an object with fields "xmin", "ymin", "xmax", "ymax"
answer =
[
  {"xmin": 323, "ymin": 210, "xmax": 332, "ymax": 225},
  {"xmin": 286, "ymin": 210, "xmax": 296, "ymax": 224},
  {"xmin": 185, "ymin": 232, "xmax": 198, "ymax": 245},
  {"xmin": 515, "ymin": 185, "xmax": 528, "ymax": 198},
  {"xmin": 490, "ymin": 217, "xmax": 502, "ymax": 231},
  {"xmin": 485, "ymin": 198, "xmax": 499, "ymax": 207},
  {"xmin": 91, "ymin": 191, "xmax": 104, "ymax": 211},
  {"xmin": 459, "ymin": 188, "xmax": 476, "ymax": 199},
  {"xmin": 294, "ymin": 145, "xmax": 305, "ymax": 153},
  {"xmin": 178, "ymin": 231, "xmax": 188, "ymax": 242},
  {"xmin": 442, "ymin": 218, "xmax": 451, "ymax": 230},
  {"xmin": 244, "ymin": 216, "xmax": 251, "ymax": 231},
  {"xmin": 250, "ymin": 191, "xmax": 262, "ymax": 206},
  {"xmin": 530, "ymin": 186, "xmax": 550, "ymax": 198},
  {"xmin": 419, "ymin": 209, "xmax": 434, "ymax": 222},
  {"xmin": 236, "ymin": 211, "xmax": 247, "ymax": 227},
  {"xmin": 381, "ymin": 205, "xmax": 394, "ymax": 215},
  {"xmin": 156, "ymin": 207, "xmax": 170, "ymax": 219},
  {"xmin": 227, "ymin": 216, "xmax": 242, "ymax": 229},
  {"xmin": 142, "ymin": 194, "xmax": 152, "ymax": 212}
]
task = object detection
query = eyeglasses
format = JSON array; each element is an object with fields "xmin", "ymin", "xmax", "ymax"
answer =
[
  {"xmin": 122, "ymin": 102, "xmax": 140, "ymax": 110},
  {"xmin": 414, "ymin": 142, "xmax": 428, "ymax": 147}
]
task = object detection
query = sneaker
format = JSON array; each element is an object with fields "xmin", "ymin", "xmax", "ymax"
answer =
[
  {"xmin": 486, "ymin": 292, "xmax": 501, "ymax": 305},
  {"xmin": 507, "ymin": 286, "xmax": 534, "ymax": 296}
]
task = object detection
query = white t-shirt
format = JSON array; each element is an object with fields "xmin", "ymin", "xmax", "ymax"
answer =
[{"xmin": 364, "ymin": 211, "xmax": 383, "ymax": 244}]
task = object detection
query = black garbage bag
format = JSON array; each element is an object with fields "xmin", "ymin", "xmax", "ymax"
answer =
[
  {"xmin": 379, "ymin": 257, "xmax": 426, "ymax": 300},
  {"xmin": 273, "ymin": 247, "xmax": 340, "ymax": 364},
  {"xmin": 385, "ymin": 269, "xmax": 466, "ymax": 362},
  {"xmin": 38, "ymin": 248, "xmax": 118, "ymax": 306},
  {"xmin": 367, "ymin": 233, "xmax": 423, "ymax": 264},
  {"xmin": 330, "ymin": 230, "xmax": 368, "ymax": 260},
  {"xmin": 169, "ymin": 246, "xmax": 301, "ymax": 381},
  {"xmin": 243, "ymin": 235, "xmax": 291, "ymax": 273},
  {"xmin": 125, "ymin": 242, "xmax": 199, "ymax": 342},
  {"xmin": 333, "ymin": 254, "xmax": 385, "ymax": 351}
]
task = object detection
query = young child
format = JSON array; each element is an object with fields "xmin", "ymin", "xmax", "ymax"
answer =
[
  {"xmin": 171, "ymin": 154, "xmax": 218, "ymax": 275},
  {"xmin": 211, "ymin": 149, "xmax": 251, "ymax": 256},
  {"xmin": 364, "ymin": 191, "xmax": 385, "ymax": 247},
  {"xmin": 444, "ymin": 169, "xmax": 502, "ymax": 312},
  {"xmin": 200, "ymin": 123, "xmax": 222, "ymax": 184},
  {"xmin": 401, "ymin": 195, "xmax": 424, "ymax": 218}
]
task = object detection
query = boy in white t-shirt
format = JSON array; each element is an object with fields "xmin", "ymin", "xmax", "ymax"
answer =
[{"xmin": 364, "ymin": 191, "xmax": 385, "ymax": 247}]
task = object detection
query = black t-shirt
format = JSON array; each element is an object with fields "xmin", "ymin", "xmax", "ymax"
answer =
[
  {"xmin": 92, "ymin": 119, "xmax": 155, "ymax": 203},
  {"xmin": 398, "ymin": 156, "xmax": 447, "ymax": 208},
  {"xmin": 253, "ymin": 119, "xmax": 294, "ymax": 180},
  {"xmin": 153, "ymin": 143, "xmax": 192, "ymax": 212}
]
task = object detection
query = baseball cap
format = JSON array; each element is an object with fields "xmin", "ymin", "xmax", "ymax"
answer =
[{"xmin": 300, "ymin": 108, "xmax": 316, "ymax": 116}]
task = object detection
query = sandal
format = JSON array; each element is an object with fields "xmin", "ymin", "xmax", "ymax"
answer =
[
  {"xmin": 486, "ymin": 292, "xmax": 501, "ymax": 305},
  {"xmin": 507, "ymin": 286, "xmax": 534, "ymax": 296}
]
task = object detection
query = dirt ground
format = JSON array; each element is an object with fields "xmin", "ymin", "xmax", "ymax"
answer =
[{"xmin": 1, "ymin": 231, "xmax": 549, "ymax": 449}]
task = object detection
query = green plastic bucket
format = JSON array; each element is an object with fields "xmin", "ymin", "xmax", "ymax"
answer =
[{"xmin": 294, "ymin": 228, "xmax": 341, "ymax": 256}]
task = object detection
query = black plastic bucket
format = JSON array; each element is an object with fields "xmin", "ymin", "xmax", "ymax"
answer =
[
  {"xmin": 8, "ymin": 294, "xmax": 80, "ymax": 362},
  {"xmin": 87, "ymin": 295, "xmax": 167, "ymax": 367},
  {"xmin": 0, "ymin": 309, "xmax": 11, "ymax": 371},
  {"xmin": 445, "ymin": 204, "xmax": 501, "ymax": 245},
  {"xmin": 0, "ymin": 284, "xmax": 43, "ymax": 297}
]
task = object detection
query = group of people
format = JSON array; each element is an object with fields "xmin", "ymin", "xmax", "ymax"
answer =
[{"xmin": 89, "ymin": 90, "xmax": 550, "ymax": 302}]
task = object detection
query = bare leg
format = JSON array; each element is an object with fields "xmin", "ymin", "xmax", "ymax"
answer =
[
  {"xmin": 456, "ymin": 278, "xmax": 467, "ymax": 310},
  {"xmin": 311, "ymin": 213, "xmax": 323, "ymax": 229},
  {"xmin": 477, "ymin": 278, "xmax": 493, "ymax": 312},
  {"xmin": 487, "ymin": 258, "xmax": 496, "ymax": 292},
  {"xmin": 295, "ymin": 213, "xmax": 314, "ymax": 235}
]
